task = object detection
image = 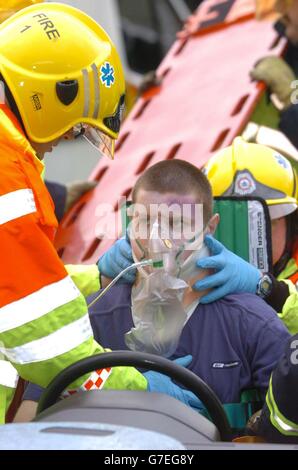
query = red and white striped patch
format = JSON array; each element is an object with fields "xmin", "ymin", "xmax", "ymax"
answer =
[{"xmin": 63, "ymin": 367, "xmax": 112, "ymax": 397}]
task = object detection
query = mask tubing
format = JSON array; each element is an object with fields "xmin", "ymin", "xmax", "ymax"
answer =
[{"xmin": 88, "ymin": 260, "xmax": 153, "ymax": 309}]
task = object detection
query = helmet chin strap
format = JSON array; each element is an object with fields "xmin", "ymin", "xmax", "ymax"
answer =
[
  {"xmin": 273, "ymin": 210, "xmax": 297, "ymax": 277},
  {"xmin": 0, "ymin": 75, "xmax": 27, "ymax": 137}
]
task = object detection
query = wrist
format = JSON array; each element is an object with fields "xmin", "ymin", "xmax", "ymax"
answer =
[
  {"xmin": 263, "ymin": 276, "xmax": 290, "ymax": 312},
  {"xmin": 100, "ymin": 275, "xmax": 112, "ymax": 289},
  {"xmin": 256, "ymin": 273, "xmax": 273, "ymax": 299}
]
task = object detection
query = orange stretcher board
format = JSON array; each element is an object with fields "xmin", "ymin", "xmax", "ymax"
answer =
[{"xmin": 55, "ymin": 8, "xmax": 286, "ymax": 264}]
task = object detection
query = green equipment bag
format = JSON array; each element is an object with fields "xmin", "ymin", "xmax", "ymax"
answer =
[
  {"xmin": 213, "ymin": 196, "xmax": 273, "ymax": 272},
  {"xmin": 201, "ymin": 389, "xmax": 264, "ymax": 432}
]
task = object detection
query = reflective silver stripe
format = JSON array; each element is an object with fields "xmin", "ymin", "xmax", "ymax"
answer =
[
  {"xmin": 267, "ymin": 383, "xmax": 298, "ymax": 435},
  {"xmin": 274, "ymin": 413, "xmax": 298, "ymax": 434},
  {"xmin": 91, "ymin": 62, "xmax": 100, "ymax": 119},
  {"xmin": 0, "ymin": 360, "xmax": 18, "ymax": 388},
  {"xmin": 0, "ymin": 189, "xmax": 36, "ymax": 225},
  {"xmin": 0, "ymin": 276, "xmax": 81, "ymax": 334},
  {"xmin": 0, "ymin": 314, "xmax": 93, "ymax": 364},
  {"xmin": 82, "ymin": 68, "xmax": 90, "ymax": 117}
]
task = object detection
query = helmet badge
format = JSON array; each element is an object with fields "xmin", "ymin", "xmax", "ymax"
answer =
[{"xmin": 234, "ymin": 172, "xmax": 256, "ymax": 195}]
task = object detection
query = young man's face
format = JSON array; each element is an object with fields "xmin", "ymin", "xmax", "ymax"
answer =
[{"xmin": 129, "ymin": 188, "xmax": 217, "ymax": 272}]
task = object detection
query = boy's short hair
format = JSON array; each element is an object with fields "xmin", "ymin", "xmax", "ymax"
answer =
[{"xmin": 132, "ymin": 159, "xmax": 213, "ymax": 224}]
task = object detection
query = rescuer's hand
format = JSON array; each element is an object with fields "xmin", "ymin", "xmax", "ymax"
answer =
[
  {"xmin": 250, "ymin": 56, "xmax": 296, "ymax": 110},
  {"xmin": 193, "ymin": 235, "xmax": 261, "ymax": 303},
  {"xmin": 144, "ymin": 355, "xmax": 205, "ymax": 413},
  {"xmin": 98, "ymin": 237, "xmax": 136, "ymax": 283}
]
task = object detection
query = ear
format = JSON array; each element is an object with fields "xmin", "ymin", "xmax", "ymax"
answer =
[{"xmin": 206, "ymin": 213, "xmax": 220, "ymax": 235}]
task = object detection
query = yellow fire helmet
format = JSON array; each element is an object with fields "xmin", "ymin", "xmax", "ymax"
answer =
[
  {"xmin": 0, "ymin": 0, "xmax": 43, "ymax": 23},
  {"xmin": 0, "ymin": 2, "xmax": 125, "ymax": 159},
  {"xmin": 204, "ymin": 137, "xmax": 298, "ymax": 219}
]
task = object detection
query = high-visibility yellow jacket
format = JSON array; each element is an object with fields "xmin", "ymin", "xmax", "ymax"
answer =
[
  {"xmin": 277, "ymin": 240, "xmax": 298, "ymax": 335},
  {"xmin": 0, "ymin": 104, "xmax": 146, "ymax": 423}
]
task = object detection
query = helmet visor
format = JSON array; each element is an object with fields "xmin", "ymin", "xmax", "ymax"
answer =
[{"xmin": 82, "ymin": 125, "xmax": 115, "ymax": 160}]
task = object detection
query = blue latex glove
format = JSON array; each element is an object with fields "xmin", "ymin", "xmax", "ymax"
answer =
[
  {"xmin": 144, "ymin": 355, "xmax": 205, "ymax": 413},
  {"xmin": 193, "ymin": 235, "xmax": 261, "ymax": 304},
  {"xmin": 97, "ymin": 237, "xmax": 136, "ymax": 283}
]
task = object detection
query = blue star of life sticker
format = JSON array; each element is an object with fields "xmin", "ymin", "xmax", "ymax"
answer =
[
  {"xmin": 275, "ymin": 153, "xmax": 287, "ymax": 168},
  {"xmin": 100, "ymin": 62, "xmax": 115, "ymax": 88}
]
